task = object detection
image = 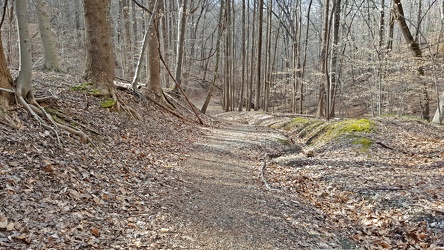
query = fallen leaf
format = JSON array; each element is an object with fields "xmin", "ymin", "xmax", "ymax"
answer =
[{"xmin": 90, "ymin": 227, "xmax": 100, "ymax": 237}]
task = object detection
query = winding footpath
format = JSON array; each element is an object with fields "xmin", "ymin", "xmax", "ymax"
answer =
[{"xmin": 162, "ymin": 122, "xmax": 341, "ymax": 249}]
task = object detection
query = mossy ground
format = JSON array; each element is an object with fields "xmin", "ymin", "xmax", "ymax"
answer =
[
  {"xmin": 283, "ymin": 117, "xmax": 375, "ymax": 147},
  {"xmin": 101, "ymin": 98, "xmax": 117, "ymax": 108}
]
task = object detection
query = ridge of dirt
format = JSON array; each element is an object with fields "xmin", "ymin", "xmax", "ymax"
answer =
[{"xmin": 215, "ymin": 111, "xmax": 444, "ymax": 249}]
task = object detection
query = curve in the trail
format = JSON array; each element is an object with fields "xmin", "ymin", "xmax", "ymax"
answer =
[{"xmin": 163, "ymin": 124, "xmax": 339, "ymax": 249}]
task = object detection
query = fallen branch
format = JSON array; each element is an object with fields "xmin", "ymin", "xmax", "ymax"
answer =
[{"xmin": 157, "ymin": 39, "xmax": 203, "ymax": 125}]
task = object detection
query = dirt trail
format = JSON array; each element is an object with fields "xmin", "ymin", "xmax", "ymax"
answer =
[{"xmin": 162, "ymin": 122, "xmax": 343, "ymax": 249}]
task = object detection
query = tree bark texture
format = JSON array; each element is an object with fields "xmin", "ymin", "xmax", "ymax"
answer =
[
  {"xmin": 0, "ymin": 33, "xmax": 14, "ymax": 109},
  {"xmin": 173, "ymin": 0, "xmax": 187, "ymax": 91},
  {"xmin": 317, "ymin": 0, "xmax": 329, "ymax": 117},
  {"xmin": 146, "ymin": 0, "xmax": 163, "ymax": 96},
  {"xmin": 15, "ymin": 0, "xmax": 33, "ymax": 100},
  {"xmin": 83, "ymin": 0, "xmax": 115, "ymax": 94},
  {"xmin": 35, "ymin": 0, "xmax": 61, "ymax": 72}
]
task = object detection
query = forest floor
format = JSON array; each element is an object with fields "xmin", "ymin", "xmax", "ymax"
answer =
[{"xmin": 0, "ymin": 72, "xmax": 443, "ymax": 249}]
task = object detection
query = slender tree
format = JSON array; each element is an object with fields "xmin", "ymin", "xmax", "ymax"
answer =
[
  {"xmin": 317, "ymin": 0, "xmax": 330, "ymax": 117},
  {"xmin": 146, "ymin": 0, "xmax": 166, "ymax": 99},
  {"xmin": 393, "ymin": 0, "xmax": 429, "ymax": 121},
  {"xmin": 15, "ymin": 0, "xmax": 33, "ymax": 102},
  {"xmin": 255, "ymin": 0, "xmax": 264, "ymax": 111},
  {"xmin": 238, "ymin": 0, "xmax": 246, "ymax": 111},
  {"xmin": 173, "ymin": 0, "xmax": 188, "ymax": 92},
  {"xmin": 35, "ymin": 0, "xmax": 62, "ymax": 72},
  {"xmin": 264, "ymin": 0, "xmax": 272, "ymax": 112},
  {"xmin": 328, "ymin": 0, "xmax": 341, "ymax": 118},
  {"xmin": 201, "ymin": 0, "xmax": 225, "ymax": 114}
]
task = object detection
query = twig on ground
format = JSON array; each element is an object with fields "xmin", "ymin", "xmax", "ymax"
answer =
[{"xmin": 260, "ymin": 154, "xmax": 279, "ymax": 192}]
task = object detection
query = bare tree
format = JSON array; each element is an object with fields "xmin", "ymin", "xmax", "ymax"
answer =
[
  {"xmin": 255, "ymin": 0, "xmax": 263, "ymax": 111},
  {"xmin": 238, "ymin": 0, "xmax": 246, "ymax": 111},
  {"xmin": 264, "ymin": 0, "xmax": 272, "ymax": 112},
  {"xmin": 15, "ymin": 0, "xmax": 33, "ymax": 103},
  {"xmin": 83, "ymin": 0, "xmax": 117, "ymax": 102},
  {"xmin": 201, "ymin": 0, "xmax": 225, "ymax": 114},
  {"xmin": 35, "ymin": 0, "xmax": 62, "ymax": 72},
  {"xmin": 173, "ymin": 0, "xmax": 188, "ymax": 92},
  {"xmin": 317, "ymin": 0, "xmax": 330, "ymax": 117},
  {"xmin": 146, "ymin": 0, "xmax": 169, "ymax": 103},
  {"xmin": 393, "ymin": 0, "xmax": 429, "ymax": 121}
]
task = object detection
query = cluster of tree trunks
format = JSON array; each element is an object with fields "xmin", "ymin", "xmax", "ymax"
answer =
[{"xmin": 0, "ymin": 0, "xmax": 443, "ymax": 125}]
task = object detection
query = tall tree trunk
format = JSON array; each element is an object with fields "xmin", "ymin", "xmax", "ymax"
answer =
[
  {"xmin": 386, "ymin": 3, "xmax": 395, "ymax": 51},
  {"xmin": 35, "ymin": 0, "xmax": 62, "ymax": 72},
  {"xmin": 83, "ymin": 0, "xmax": 116, "ymax": 97},
  {"xmin": 238, "ymin": 0, "xmax": 246, "ymax": 111},
  {"xmin": 161, "ymin": 1, "xmax": 170, "ymax": 87},
  {"xmin": 300, "ymin": 0, "xmax": 313, "ymax": 114},
  {"xmin": 131, "ymin": 1, "xmax": 158, "ymax": 90},
  {"xmin": 121, "ymin": 0, "xmax": 133, "ymax": 76},
  {"xmin": 0, "ymin": 32, "xmax": 14, "ymax": 116},
  {"xmin": 432, "ymin": 0, "xmax": 444, "ymax": 123},
  {"xmin": 223, "ymin": 0, "xmax": 231, "ymax": 111},
  {"xmin": 247, "ymin": 0, "xmax": 256, "ymax": 111},
  {"xmin": 173, "ymin": 0, "xmax": 187, "ymax": 92},
  {"xmin": 377, "ymin": 0, "xmax": 385, "ymax": 116},
  {"xmin": 255, "ymin": 0, "xmax": 264, "ymax": 111},
  {"xmin": 146, "ymin": 0, "xmax": 165, "ymax": 98},
  {"xmin": 393, "ymin": 0, "xmax": 429, "ymax": 121},
  {"xmin": 15, "ymin": 0, "xmax": 33, "ymax": 101},
  {"xmin": 317, "ymin": 0, "xmax": 330, "ymax": 117},
  {"xmin": 328, "ymin": 0, "xmax": 341, "ymax": 118},
  {"xmin": 264, "ymin": 0, "xmax": 272, "ymax": 112},
  {"xmin": 201, "ymin": 0, "xmax": 225, "ymax": 114}
]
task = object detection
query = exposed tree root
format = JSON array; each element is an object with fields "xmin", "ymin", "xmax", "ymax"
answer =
[
  {"xmin": 158, "ymin": 45, "xmax": 203, "ymax": 125},
  {"xmin": 17, "ymin": 91, "xmax": 89, "ymax": 143},
  {"xmin": 45, "ymin": 107, "xmax": 100, "ymax": 135},
  {"xmin": 260, "ymin": 154, "xmax": 279, "ymax": 192},
  {"xmin": 144, "ymin": 92, "xmax": 197, "ymax": 124},
  {"xmin": 115, "ymin": 92, "xmax": 142, "ymax": 120},
  {"xmin": 0, "ymin": 110, "xmax": 20, "ymax": 128},
  {"xmin": 0, "ymin": 87, "xmax": 15, "ymax": 93}
]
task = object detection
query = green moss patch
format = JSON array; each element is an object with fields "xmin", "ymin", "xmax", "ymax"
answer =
[
  {"xmin": 353, "ymin": 137, "xmax": 373, "ymax": 152},
  {"xmin": 71, "ymin": 82, "xmax": 93, "ymax": 91},
  {"xmin": 281, "ymin": 118, "xmax": 375, "ymax": 146},
  {"xmin": 100, "ymin": 98, "xmax": 117, "ymax": 108}
]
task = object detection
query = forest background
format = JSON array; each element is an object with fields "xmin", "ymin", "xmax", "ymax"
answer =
[{"xmin": 1, "ymin": 0, "xmax": 444, "ymax": 123}]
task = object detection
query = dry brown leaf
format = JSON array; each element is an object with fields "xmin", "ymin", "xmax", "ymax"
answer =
[
  {"xmin": 90, "ymin": 227, "xmax": 100, "ymax": 237},
  {"xmin": 43, "ymin": 164, "xmax": 55, "ymax": 173},
  {"xmin": 127, "ymin": 223, "xmax": 137, "ymax": 229}
]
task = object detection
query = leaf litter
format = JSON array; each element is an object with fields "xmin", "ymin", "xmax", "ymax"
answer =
[{"xmin": 0, "ymin": 72, "xmax": 443, "ymax": 249}]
